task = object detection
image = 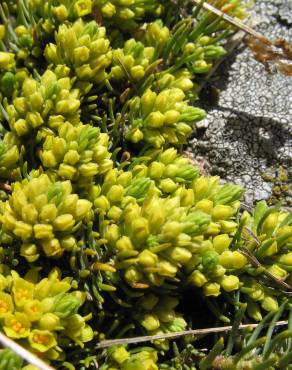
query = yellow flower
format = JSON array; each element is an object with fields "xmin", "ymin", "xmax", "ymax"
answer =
[
  {"xmin": 23, "ymin": 300, "xmax": 44, "ymax": 321},
  {"xmin": 34, "ymin": 271, "xmax": 72, "ymax": 300},
  {"xmin": 28, "ymin": 329, "xmax": 57, "ymax": 352},
  {"xmin": 4, "ymin": 312, "xmax": 31, "ymax": 338},
  {"xmin": 11, "ymin": 271, "xmax": 34, "ymax": 307},
  {"xmin": 74, "ymin": 0, "xmax": 92, "ymax": 17},
  {"xmin": 0, "ymin": 291, "xmax": 14, "ymax": 317}
]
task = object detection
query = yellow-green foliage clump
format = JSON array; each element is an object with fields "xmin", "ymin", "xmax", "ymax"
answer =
[
  {"xmin": 0, "ymin": 269, "xmax": 93, "ymax": 361},
  {"xmin": 0, "ymin": 173, "xmax": 92, "ymax": 260}
]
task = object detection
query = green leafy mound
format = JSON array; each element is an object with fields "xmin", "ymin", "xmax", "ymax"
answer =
[{"xmin": 0, "ymin": 0, "xmax": 290, "ymax": 369}]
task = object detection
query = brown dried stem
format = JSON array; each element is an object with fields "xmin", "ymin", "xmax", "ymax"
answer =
[{"xmin": 97, "ymin": 321, "xmax": 288, "ymax": 348}]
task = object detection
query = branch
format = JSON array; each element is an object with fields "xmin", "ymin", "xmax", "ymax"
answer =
[{"xmin": 97, "ymin": 321, "xmax": 288, "ymax": 348}]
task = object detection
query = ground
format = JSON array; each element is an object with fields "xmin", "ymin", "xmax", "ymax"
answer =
[{"xmin": 188, "ymin": 0, "xmax": 292, "ymax": 207}]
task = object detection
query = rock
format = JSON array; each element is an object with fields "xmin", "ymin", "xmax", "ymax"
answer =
[{"xmin": 188, "ymin": 0, "xmax": 292, "ymax": 206}]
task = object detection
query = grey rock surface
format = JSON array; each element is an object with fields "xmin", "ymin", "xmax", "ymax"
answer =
[{"xmin": 188, "ymin": 0, "xmax": 292, "ymax": 206}]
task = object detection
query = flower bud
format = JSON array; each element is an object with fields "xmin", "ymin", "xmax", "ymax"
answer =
[
  {"xmin": 145, "ymin": 111, "xmax": 165, "ymax": 128},
  {"xmin": 21, "ymin": 204, "xmax": 38, "ymax": 224},
  {"xmin": 131, "ymin": 65, "xmax": 145, "ymax": 80},
  {"xmin": 53, "ymin": 4, "xmax": 68, "ymax": 21},
  {"xmin": 262, "ymin": 241, "xmax": 278, "ymax": 257},
  {"xmin": 157, "ymin": 260, "xmax": 177, "ymax": 277},
  {"xmin": 159, "ymin": 178, "xmax": 177, "ymax": 193},
  {"xmin": 116, "ymin": 236, "xmax": 134, "ymax": 251},
  {"xmin": 164, "ymin": 110, "xmax": 180, "ymax": 125},
  {"xmin": 159, "ymin": 148, "xmax": 177, "ymax": 165},
  {"xmin": 262, "ymin": 213, "xmax": 278, "ymax": 236},
  {"xmin": 75, "ymin": 199, "xmax": 92, "ymax": 220},
  {"xmin": 168, "ymin": 247, "xmax": 192, "ymax": 264},
  {"xmin": 53, "ymin": 214, "xmax": 75, "ymax": 231},
  {"xmin": 94, "ymin": 195, "xmax": 110, "ymax": 211},
  {"xmin": 38, "ymin": 313, "xmax": 60, "ymax": 331},
  {"xmin": 74, "ymin": 46, "xmax": 90, "ymax": 64},
  {"xmin": 124, "ymin": 266, "xmax": 142, "ymax": 284},
  {"xmin": 128, "ymin": 128, "xmax": 144, "ymax": 143},
  {"xmin": 195, "ymin": 199, "xmax": 214, "ymax": 214},
  {"xmin": 220, "ymin": 220, "xmax": 238, "ymax": 234},
  {"xmin": 13, "ymin": 221, "xmax": 33, "ymax": 240},
  {"xmin": 101, "ymin": 3, "xmax": 116, "ymax": 17},
  {"xmin": 14, "ymin": 119, "xmax": 29, "ymax": 136},
  {"xmin": 189, "ymin": 270, "xmax": 207, "ymax": 287},
  {"xmin": 41, "ymin": 238, "xmax": 63, "ymax": 257},
  {"xmin": 27, "ymin": 112, "xmax": 44, "ymax": 129},
  {"xmin": 0, "ymin": 52, "xmax": 15, "ymax": 70},
  {"xmin": 131, "ymin": 217, "xmax": 149, "ymax": 242},
  {"xmin": 164, "ymin": 164, "xmax": 177, "ymax": 178},
  {"xmin": 107, "ymin": 206, "xmax": 122, "ymax": 222},
  {"xmin": 203, "ymin": 282, "xmax": 221, "ymax": 297},
  {"xmin": 148, "ymin": 161, "xmax": 165, "ymax": 179},
  {"xmin": 193, "ymin": 176, "xmax": 218, "ymax": 201},
  {"xmin": 232, "ymin": 251, "xmax": 247, "ymax": 268},
  {"xmin": 62, "ymin": 150, "xmax": 80, "ymax": 166},
  {"xmin": 277, "ymin": 225, "xmax": 292, "ymax": 243},
  {"xmin": 60, "ymin": 236, "xmax": 77, "ymax": 251},
  {"xmin": 202, "ymin": 250, "xmax": 219, "ymax": 270},
  {"xmin": 220, "ymin": 275, "xmax": 239, "ymax": 292},
  {"xmin": 180, "ymin": 189, "xmax": 195, "ymax": 207},
  {"xmin": 54, "ymin": 294, "xmax": 80, "ymax": 318},
  {"xmin": 112, "ymin": 347, "xmax": 130, "ymax": 364},
  {"xmin": 213, "ymin": 234, "xmax": 231, "ymax": 254},
  {"xmin": 39, "ymin": 204, "xmax": 58, "ymax": 223},
  {"xmin": 107, "ymin": 185, "xmax": 124, "ymax": 204},
  {"xmin": 141, "ymin": 90, "xmax": 157, "ymax": 117},
  {"xmin": 40, "ymin": 151, "xmax": 58, "ymax": 168},
  {"xmin": 33, "ymin": 224, "xmax": 54, "ymax": 239},
  {"xmin": 210, "ymin": 265, "xmax": 226, "ymax": 278},
  {"xmin": 176, "ymin": 233, "xmax": 192, "ymax": 247},
  {"xmin": 138, "ymin": 250, "xmax": 158, "ymax": 267},
  {"xmin": 141, "ymin": 314, "xmax": 160, "ymax": 331},
  {"xmin": 278, "ymin": 252, "xmax": 292, "ymax": 266},
  {"xmin": 155, "ymin": 308, "xmax": 175, "ymax": 323},
  {"xmin": 161, "ymin": 221, "xmax": 182, "ymax": 241},
  {"xmin": 175, "ymin": 77, "xmax": 194, "ymax": 92},
  {"xmin": 20, "ymin": 244, "xmax": 39, "ymax": 262},
  {"xmin": 219, "ymin": 251, "xmax": 247, "ymax": 269},
  {"xmin": 205, "ymin": 222, "xmax": 221, "ymax": 235},
  {"xmin": 212, "ymin": 205, "xmax": 234, "ymax": 220},
  {"xmin": 267, "ymin": 264, "xmax": 288, "ymax": 279},
  {"xmin": 105, "ymin": 224, "xmax": 120, "ymax": 245},
  {"xmin": 1, "ymin": 72, "xmax": 16, "ymax": 97},
  {"xmin": 261, "ymin": 296, "xmax": 278, "ymax": 312}
]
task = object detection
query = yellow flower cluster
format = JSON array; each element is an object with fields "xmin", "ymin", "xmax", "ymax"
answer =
[
  {"xmin": 39, "ymin": 122, "xmax": 113, "ymax": 185},
  {"xmin": 7, "ymin": 69, "xmax": 81, "ymax": 137},
  {"xmin": 0, "ymin": 174, "xmax": 92, "ymax": 260},
  {"xmin": 0, "ymin": 269, "xmax": 93, "ymax": 360}
]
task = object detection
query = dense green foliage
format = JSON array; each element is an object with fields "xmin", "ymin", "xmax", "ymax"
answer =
[{"xmin": 0, "ymin": 0, "xmax": 290, "ymax": 369}]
